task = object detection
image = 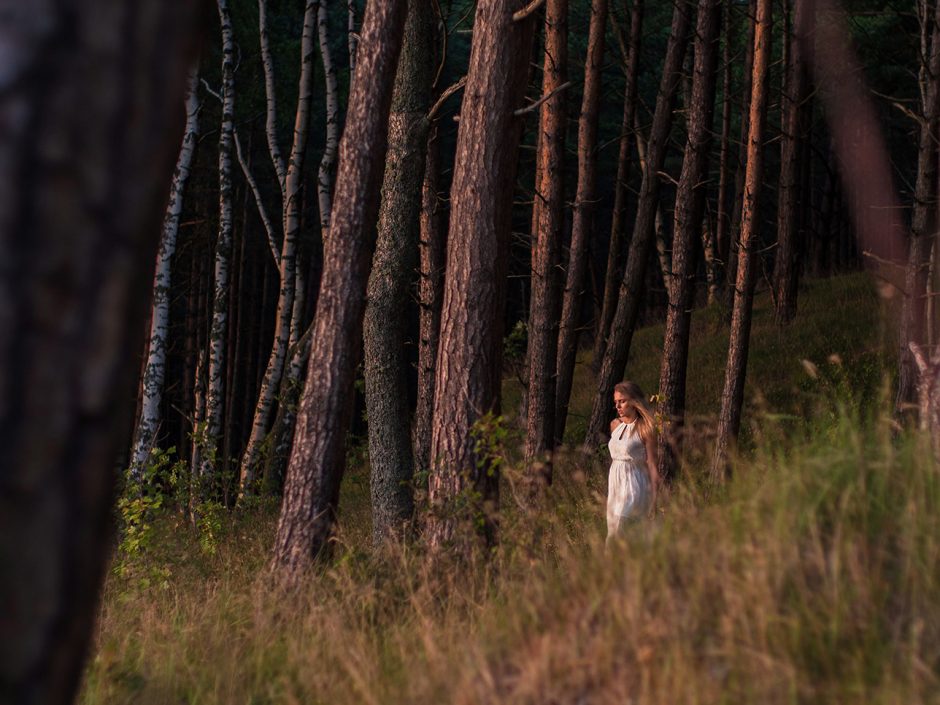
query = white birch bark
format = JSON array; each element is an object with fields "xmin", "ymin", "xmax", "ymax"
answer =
[
  {"xmin": 130, "ymin": 67, "xmax": 200, "ymax": 478},
  {"xmin": 318, "ymin": 0, "xmax": 341, "ymax": 240},
  {"xmin": 239, "ymin": 0, "xmax": 319, "ymax": 493},
  {"xmin": 348, "ymin": 0, "xmax": 359, "ymax": 75},
  {"xmin": 259, "ymin": 0, "xmax": 287, "ymax": 194},
  {"xmin": 201, "ymin": 0, "xmax": 236, "ymax": 483}
]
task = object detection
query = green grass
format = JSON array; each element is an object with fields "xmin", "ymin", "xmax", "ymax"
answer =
[{"xmin": 81, "ymin": 273, "xmax": 939, "ymax": 705}]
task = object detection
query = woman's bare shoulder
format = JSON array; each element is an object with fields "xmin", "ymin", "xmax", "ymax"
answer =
[{"xmin": 609, "ymin": 417, "xmax": 620, "ymax": 433}]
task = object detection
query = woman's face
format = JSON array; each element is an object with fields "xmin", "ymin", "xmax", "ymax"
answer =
[{"xmin": 613, "ymin": 392, "xmax": 631, "ymax": 415}]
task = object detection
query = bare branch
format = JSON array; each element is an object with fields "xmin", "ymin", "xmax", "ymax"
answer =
[
  {"xmin": 428, "ymin": 76, "xmax": 467, "ymax": 121},
  {"xmin": 513, "ymin": 80, "xmax": 573, "ymax": 116},
  {"xmin": 513, "ymin": 0, "xmax": 545, "ymax": 22}
]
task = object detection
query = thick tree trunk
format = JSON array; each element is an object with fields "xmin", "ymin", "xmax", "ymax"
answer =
[
  {"xmin": 414, "ymin": 125, "xmax": 446, "ymax": 485},
  {"xmin": 524, "ymin": 0, "xmax": 568, "ymax": 473},
  {"xmin": 130, "ymin": 68, "xmax": 200, "ymax": 476},
  {"xmin": 583, "ymin": 0, "xmax": 693, "ymax": 450},
  {"xmin": 271, "ymin": 0, "xmax": 408, "ymax": 580},
  {"xmin": 202, "ymin": 0, "xmax": 237, "ymax": 486},
  {"xmin": 364, "ymin": 0, "xmax": 434, "ymax": 544},
  {"xmin": 898, "ymin": 0, "xmax": 940, "ymax": 414},
  {"xmin": 554, "ymin": 0, "xmax": 609, "ymax": 446},
  {"xmin": 239, "ymin": 1, "xmax": 319, "ymax": 493},
  {"xmin": 0, "ymin": 2, "xmax": 197, "ymax": 702},
  {"xmin": 773, "ymin": 0, "xmax": 811, "ymax": 325},
  {"xmin": 657, "ymin": 0, "xmax": 721, "ymax": 480},
  {"xmin": 711, "ymin": 0, "xmax": 772, "ymax": 480},
  {"xmin": 427, "ymin": 0, "xmax": 536, "ymax": 550},
  {"xmin": 594, "ymin": 0, "xmax": 644, "ymax": 371}
]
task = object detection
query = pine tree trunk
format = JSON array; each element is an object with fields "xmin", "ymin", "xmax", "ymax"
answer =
[
  {"xmin": 583, "ymin": 0, "xmax": 693, "ymax": 450},
  {"xmin": 201, "ymin": 0, "xmax": 237, "ymax": 487},
  {"xmin": 898, "ymin": 0, "xmax": 940, "ymax": 414},
  {"xmin": 364, "ymin": 0, "xmax": 434, "ymax": 544},
  {"xmin": 524, "ymin": 0, "xmax": 569, "ymax": 473},
  {"xmin": 427, "ymin": 0, "xmax": 536, "ymax": 550},
  {"xmin": 0, "ymin": 2, "xmax": 198, "ymax": 700},
  {"xmin": 131, "ymin": 68, "xmax": 200, "ymax": 476},
  {"xmin": 711, "ymin": 0, "xmax": 772, "ymax": 480},
  {"xmin": 657, "ymin": 0, "xmax": 721, "ymax": 480},
  {"xmin": 773, "ymin": 0, "xmax": 811, "ymax": 325},
  {"xmin": 554, "ymin": 0, "xmax": 609, "ymax": 446},
  {"xmin": 594, "ymin": 0, "xmax": 644, "ymax": 371},
  {"xmin": 414, "ymin": 125, "xmax": 446, "ymax": 485},
  {"xmin": 271, "ymin": 0, "xmax": 408, "ymax": 580}
]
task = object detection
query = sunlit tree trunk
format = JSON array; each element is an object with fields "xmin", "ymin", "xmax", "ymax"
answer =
[
  {"xmin": 239, "ymin": 0, "xmax": 319, "ymax": 493},
  {"xmin": 584, "ymin": 0, "xmax": 692, "ymax": 450},
  {"xmin": 427, "ymin": 0, "xmax": 536, "ymax": 549},
  {"xmin": 657, "ymin": 0, "xmax": 721, "ymax": 480},
  {"xmin": 525, "ymin": 0, "xmax": 568, "ymax": 473},
  {"xmin": 271, "ymin": 0, "xmax": 408, "ymax": 580},
  {"xmin": 130, "ymin": 68, "xmax": 200, "ymax": 477},
  {"xmin": 364, "ymin": 0, "xmax": 434, "ymax": 543},
  {"xmin": 554, "ymin": 0, "xmax": 609, "ymax": 446},
  {"xmin": 0, "ymin": 1, "xmax": 198, "ymax": 701},
  {"xmin": 711, "ymin": 0, "xmax": 772, "ymax": 480},
  {"xmin": 594, "ymin": 0, "xmax": 644, "ymax": 371},
  {"xmin": 201, "ymin": 0, "xmax": 237, "ymax": 487}
]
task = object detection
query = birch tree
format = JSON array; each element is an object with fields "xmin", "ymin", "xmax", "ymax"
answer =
[
  {"xmin": 271, "ymin": 0, "xmax": 408, "ymax": 580},
  {"xmin": 130, "ymin": 68, "xmax": 201, "ymax": 477},
  {"xmin": 0, "ymin": 1, "xmax": 198, "ymax": 700}
]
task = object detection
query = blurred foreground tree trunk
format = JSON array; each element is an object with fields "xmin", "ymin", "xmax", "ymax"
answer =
[
  {"xmin": 271, "ymin": 0, "xmax": 407, "ymax": 580},
  {"xmin": 427, "ymin": 0, "xmax": 536, "ymax": 550},
  {"xmin": 711, "ymin": 0, "xmax": 772, "ymax": 480},
  {"xmin": 0, "ymin": 1, "xmax": 198, "ymax": 702}
]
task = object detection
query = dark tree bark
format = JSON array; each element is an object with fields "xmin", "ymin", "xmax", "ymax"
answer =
[
  {"xmin": 271, "ymin": 0, "xmax": 408, "ymax": 580},
  {"xmin": 427, "ymin": 0, "xmax": 536, "ymax": 549},
  {"xmin": 413, "ymin": 124, "xmax": 446, "ymax": 485},
  {"xmin": 0, "ymin": 2, "xmax": 198, "ymax": 703},
  {"xmin": 711, "ymin": 0, "xmax": 772, "ymax": 480},
  {"xmin": 364, "ymin": 0, "xmax": 434, "ymax": 544},
  {"xmin": 524, "ymin": 0, "xmax": 569, "ymax": 473},
  {"xmin": 898, "ymin": 0, "xmax": 940, "ymax": 414},
  {"xmin": 773, "ymin": 0, "xmax": 812, "ymax": 325},
  {"xmin": 713, "ymin": 0, "xmax": 734, "ymax": 299},
  {"xmin": 554, "ymin": 0, "xmax": 609, "ymax": 446},
  {"xmin": 594, "ymin": 0, "xmax": 644, "ymax": 372},
  {"xmin": 583, "ymin": 0, "xmax": 693, "ymax": 450},
  {"xmin": 657, "ymin": 0, "xmax": 721, "ymax": 480}
]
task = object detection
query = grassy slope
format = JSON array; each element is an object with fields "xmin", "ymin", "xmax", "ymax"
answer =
[{"xmin": 81, "ymin": 274, "xmax": 939, "ymax": 705}]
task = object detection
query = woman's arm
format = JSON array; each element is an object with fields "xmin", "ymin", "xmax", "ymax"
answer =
[{"xmin": 644, "ymin": 433, "xmax": 660, "ymax": 517}]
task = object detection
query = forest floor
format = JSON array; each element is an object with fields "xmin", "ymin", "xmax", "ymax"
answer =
[{"xmin": 80, "ymin": 272, "xmax": 939, "ymax": 704}]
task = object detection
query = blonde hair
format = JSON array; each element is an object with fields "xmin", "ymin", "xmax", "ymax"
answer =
[{"xmin": 613, "ymin": 381, "xmax": 655, "ymax": 443}]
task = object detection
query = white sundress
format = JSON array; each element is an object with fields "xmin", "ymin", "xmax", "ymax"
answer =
[{"xmin": 606, "ymin": 419, "xmax": 652, "ymax": 540}]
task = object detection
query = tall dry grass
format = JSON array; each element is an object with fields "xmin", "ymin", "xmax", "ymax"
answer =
[{"xmin": 82, "ymin": 395, "xmax": 939, "ymax": 704}]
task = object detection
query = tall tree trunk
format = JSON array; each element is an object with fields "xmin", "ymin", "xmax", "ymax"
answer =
[
  {"xmin": 657, "ymin": 0, "xmax": 721, "ymax": 480},
  {"xmin": 130, "ymin": 68, "xmax": 201, "ymax": 477},
  {"xmin": 584, "ymin": 0, "xmax": 693, "ymax": 450},
  {"xmin": 711, "ymin": 0, "xmax": 772, "ymax": 480},
  {"xmin": 271, "ymin": 0, "xmax": 408, "ymax": 580},
  {"xmin": 898, "ymin": 0, "xmax": 940, "ymax": 414},
  {"xmin": 0, "ymin": 2, "xmax": 197, "ymax": 701},
  {"xmin": 427, "ymin": 0, "xmax": 536, "ymax": 550},
  {"xmin": 554, "ymin": 0, "xmax": 609, "ymax": 446},
  {"xmin": 773, "ymin": 0, "xmax": 811, "ymax": 325},
  {"xmin": 414, "ymin": 125, "xmax": 446, "ymax": 486},
  {"xmin": 364, "ymin": 0, "xmax": 434, "ymax": 544},
  {"xmin": 524, "ymin": 0, "xmax": 569, "ymax": 473},
  {"xmin": 348, "ymin": 0, "xmax": 359, "ymax": 75},
  {"xmin": 635, "ymin": 122, "xmax": 675, "ymax": 301},
  {"xmin": 713, "ymin": 0, "xmax": 734, "ymax": 298},
  {"xmin": 201, "ymin": 0, "xmax": 237, "ymax": 488},
  {"xmin": 239, "ymin": 0, "xmax": 319, "ymax": 493},
  {"xmin": 594, "ymin": 0, "xmax": 644, "ymax": 371}
]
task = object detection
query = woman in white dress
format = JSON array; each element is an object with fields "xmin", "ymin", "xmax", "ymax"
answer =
[{"xmin": 606, "ymin": 381, "xmax": 660, "ymax": 544}]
